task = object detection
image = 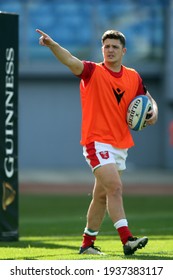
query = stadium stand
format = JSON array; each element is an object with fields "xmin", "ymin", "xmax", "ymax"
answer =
[{"xmin": 0, "ymin": 0, "xmax": 164, "ymax": 63}]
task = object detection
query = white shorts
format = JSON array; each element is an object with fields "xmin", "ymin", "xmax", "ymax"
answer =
[{"xmin": 83, "ymin": 141, "xmax": 128, "ymax": 172}]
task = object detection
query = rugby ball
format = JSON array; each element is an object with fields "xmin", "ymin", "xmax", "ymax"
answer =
[{"xmin": 127, "ymin": 95, "xmax": 152, "ymax": 131}]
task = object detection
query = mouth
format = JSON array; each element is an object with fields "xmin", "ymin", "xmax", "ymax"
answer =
[{"xmin": 107, "ymin": 55, "xmax": 114, "ymax": 59}]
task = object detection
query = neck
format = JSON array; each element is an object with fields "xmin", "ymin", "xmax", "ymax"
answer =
[{"xmin": 104, "ymin": 61, "xmax": 122, "ymax": 72}]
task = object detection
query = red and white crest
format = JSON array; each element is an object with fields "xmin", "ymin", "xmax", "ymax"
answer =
[{"xmin": 99, "ymin": 151, "xmax": 109, "ymax": 159}]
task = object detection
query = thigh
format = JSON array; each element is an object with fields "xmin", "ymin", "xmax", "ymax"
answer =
[{"xmin": 94, "ymin": 163, "xmax": 122, "ymax": 192}]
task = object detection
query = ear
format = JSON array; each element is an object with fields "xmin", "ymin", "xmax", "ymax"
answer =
[{"xmin": 123, "ymin": 48, "xmax": 127, "ymax": 55}]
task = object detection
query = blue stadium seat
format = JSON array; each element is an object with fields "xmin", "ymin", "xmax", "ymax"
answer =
[{"xmin": 0, "ymin": 0, "xmax": 163, "ymax": 62}]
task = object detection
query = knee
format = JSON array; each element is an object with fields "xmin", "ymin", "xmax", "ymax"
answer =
[
  {"xmin": 104, "ymin": 179, "xmax": 123, "ymax": 197},
  {"xmin": 93, "ymin": 189, "xmax": 107, "ymax": 205}
]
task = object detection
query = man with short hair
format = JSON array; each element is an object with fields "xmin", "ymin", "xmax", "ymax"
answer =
[{"xmin": 36, "ymin": 29, "xmax": 158, "ymax": 255}]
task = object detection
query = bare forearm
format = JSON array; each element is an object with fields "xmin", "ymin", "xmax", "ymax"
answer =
[
  {"xmin": 36, "ymin": 29, "xmax": 83, "ymax": 75},
  {"xmin": 49, "ymin": 41, "xmax": 74, "ymax": 66},
  {"xmin": 50, "ymin": 42, "xmax": 83, "ymax": 74},
  {"xmin": 146, "ymin": 91, "xmax": 158, "ymax": 124},
  {"xmin": 147, "ymin": 92, "xmax": 158, "ymax": 114}
]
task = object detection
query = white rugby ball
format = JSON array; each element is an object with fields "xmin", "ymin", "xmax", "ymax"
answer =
[{"xmin": 127, "ymin": 95, "xmax": 152, "ymax": 131}]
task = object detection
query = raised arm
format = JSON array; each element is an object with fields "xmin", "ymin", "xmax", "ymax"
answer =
[{"xmin": 36, "ymin": 29, "xmax": 84, "ymax": 75}]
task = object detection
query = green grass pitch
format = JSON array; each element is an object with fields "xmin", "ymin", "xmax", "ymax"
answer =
[{"xmin": 0, "ymin": 194, "xmax": 173, "ymax": 260}]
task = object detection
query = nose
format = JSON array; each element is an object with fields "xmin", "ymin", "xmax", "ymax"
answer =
[{"xmin": 108, "ymin": 46, "xmax": 114, "ymax": 52}]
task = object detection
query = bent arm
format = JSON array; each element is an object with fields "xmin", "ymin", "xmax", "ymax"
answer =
[
  {"xmin": 146, "ymin": 91, "xmax": 158, "ymax": 125},
  {"xmin": 36, "ymin": 29, "xmax": 84, "ymax": 75}
]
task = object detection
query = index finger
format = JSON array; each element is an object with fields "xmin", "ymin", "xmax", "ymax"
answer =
[{"xmin": 36, "ymin": 29, "xmax": 48, "ymax": 37}]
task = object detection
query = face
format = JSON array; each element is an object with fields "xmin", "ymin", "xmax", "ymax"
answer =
[{"xmin": 102, "ymin": 38, "xmax": 126, "ymax": 64}]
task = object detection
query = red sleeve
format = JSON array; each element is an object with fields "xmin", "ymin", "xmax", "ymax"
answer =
[
  {"xmin": 136, "ymin": 73, "xmax": 147, "ymax": 95},
  {"xmin": 77, "ymin": 61, "xmax": 96, "ymax": 86}
]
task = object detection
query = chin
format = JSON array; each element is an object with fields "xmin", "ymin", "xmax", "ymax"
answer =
[{"xmin": 107, "ymin": 60, "xmax": 116, "ymax": 64}]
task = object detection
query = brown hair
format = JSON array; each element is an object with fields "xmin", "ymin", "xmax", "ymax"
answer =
[{"xmin": 101, "ymin": 30, "xmax": 126, "ymax": 47}]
